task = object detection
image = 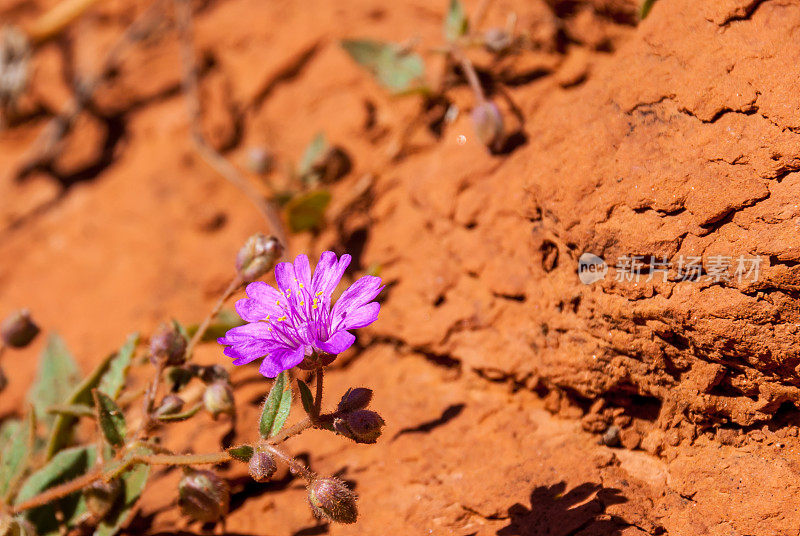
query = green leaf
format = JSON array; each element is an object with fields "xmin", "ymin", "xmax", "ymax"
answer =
[
  {"xmin": 227, "ymin": 445, "xmax": 254, "ymax": 463},
  {"xmin": 0, "ymin": 411, "xmax": 34, "ymax": 499},
  {"xmin": 259, "ymin": 371, "xmax": 292, "ymax": 438},
  {"xmin": 341, "ymin": 39, "xmax": 426, "ymax": 93},
  {"xmin": 15, "ymin": 446, "xmax": 94, "ymax": 535},
  {"xmin": 297, "ymin": 379, "xmax": 314, "ymax": 415},
  {"xmin": 285, "ymin": 189, "xmax": 331, "ymax": 233},
  {"xmin": 98, "ymin": 333, "xmax": 138, "ymax": 400},
  {"xmin": 94, "ymin": 463, "xmax": 150, "ymax": 536},
  {"xmin": 186, "ymin": 310, "xmax": 245, "ymax": 343},
  {"xmin": 29, "ymin": 334, "xmax": 81, "ymax": 429},
  {"xmin": 639, "ymin": 0, "xmax": 656, "ymax": 19},
  {"xmin": 93, "ymin": 391, "xmax": 127, "ymax": 448},
  {"xmin": 45, "ymin": 335, "xmax": 137, "ymax": 460},
  {"xmin": 444, "ymin": 0, "xmax": 468, "ymax": 42},
  {"xmin": 298, "ymin": 132, "xmax": 328, "ymax": 181}
]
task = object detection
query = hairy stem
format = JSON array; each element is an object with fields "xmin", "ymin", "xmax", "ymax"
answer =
[
  {"xmin": 264, "ymin": 445, "xmax": 315, "ymax": 482},
  {"xmin": 10, "ymin": 469, "xmax": 102, "ymax": 514},
  {"xmin": 452, "ymin": 47, "xmax": 486, "ymax": 103},
  {"xmin": 268, "ymin": 417, "xmax": 313, "ymax": 445},
  {"xmin": 185, "ymin": 274, "xmax": 243, "ymax": 358},
  {"xmin": 136, "ymin": 361, "xmax": 165, "ymax": 439},
  {"xmin": 136, "ymin": 451, "xmax": 232, "ymax": 466}
]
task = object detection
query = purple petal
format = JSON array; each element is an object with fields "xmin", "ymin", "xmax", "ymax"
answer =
[
  {"xmin": 274, "ymin": 261, "xmax": 298, "ymax": 296},
  {"xmin": 235, "ymin": 282, "xmax": 285, "ymax": 322},
  {"xmin": 332, "ymin": 275, "xmax": 383, "ymax": 326},
  {"xmin": 340, "ymin": 302, "xmax": 381, "ymax": 330},
  {"xmin": 258, "ymin": 345, "xmax": 305, "ymax": 377},
  {"xmin": 312, "ymin": 252, "xmax": 351, "ymax": 297},
  {"xmin": 218, "ymin": 323, "xmax": 279, "ymax": 366},
  {"xmin": 217, "ymin": 322, "xmax": 273, "ymax": 345},
  {"xmin": 294, "ymin": 254, "xmax": 312, "ymax": 290},
  {"xmin": 317, "ymin": 330, "xmax": 356, "ymax": 355}
]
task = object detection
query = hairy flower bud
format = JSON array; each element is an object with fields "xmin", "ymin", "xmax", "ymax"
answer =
[
  {"xmin": 333, "ymin": 410, "xmax": 385, "ymax": 444},
  {"xmin": 236, "ymin": 233, "xmax": 283, "ymax": 283},
  {"xmin": 178, "ymin": 469, "xmax": 230, "ymax": 523},
  {"xmin": 154, "ymin": 395, "xmax": 185, "ymax": 418},
  {"xmin": 307, "ymin": 477, "xmax": 357, "ymax": 524},
  {"xmin": 1, "ymin": 309, "xmax": 39, "ymax": 348},
  {"xmin": 0, "ymin": 515, "xmax": 36, "ymax": 536},
  {"xmin": 84, "ymin": 478, "xmax": 122, "ymax": 520},
  {"xmin": 203, "ymin": 381, "xmax": 235, "ymax": 418},
  {"xmin": 149, "ymin": 323, "xmax": 187, "ymax": 367},
  {"xmin": 248, "ymin": 449, "xmax": 277, "ymax": 482},
  {"xmin": 483, "ymin": 28, "xmax": 513, "ymax": 54},
  {"xmin": 471, "ymin": 101, "xmax": 504, "ymax": 149},
  {"xmin": 337, "ymin": 388, "xmax": 373, "ymax": 413}
]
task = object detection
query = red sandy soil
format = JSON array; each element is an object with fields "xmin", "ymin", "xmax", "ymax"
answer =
[{"xmin": 3, "ymin": 0, "xmax": 800, "ymax": 534}]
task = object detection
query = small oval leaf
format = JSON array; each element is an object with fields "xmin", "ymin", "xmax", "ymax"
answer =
[{"xmin": 259, "ymin": 372, "xmax": 292, "ymax": 438}]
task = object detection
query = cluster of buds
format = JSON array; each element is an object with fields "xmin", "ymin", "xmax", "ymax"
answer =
[{"xmin": 332, "ymin": 388, "xmax": 385, "ymax": 444}]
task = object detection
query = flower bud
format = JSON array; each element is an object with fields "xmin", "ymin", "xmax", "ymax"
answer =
[
  {"xmin": 203, "ymin": 381, "xmax": 235, "ymax": 418},
  {"xmin": 483, "ymin": 28, "xmax": 513, "ymax": 54},
  {"xmin": 307, "ymin": 477, "xmax": 357, "ymax": 524},
  {"xmin": 337, "ymin": 388, "xmax": 373, "ymax": 413},
  {"xmin": 236, "ymin": 233, "xmax": 283, "ymax": 283},
  {"xmin": 0, "ymin": 515, "xmax": 36, "ymax": 536},
  {"xmin": 84, "ymin": 478, "xmax": 122, "ymax": 520},
  {"xmin": 248, "ymin": 449, "xmax": 277, "ymax": 482},
  {"xmin": 198, "ymin": 364, "xmax": 230, "ymax": 384},
  {"xmin": 154, "ymin": 395, "xmax": 185, "ymax": 418},
  {"xmin": 178, "ymin": 469, "xmax": 230, "ymax": 523},
  {"xmin": 471, "ymin": 101, "xmax": 504, "ymax": 149},
  {"xmin": 246, "ymin": 146, "xmax": 273, "ymax": 175},
  {"xmin": 149, "ymin": 323, "xmax": 187, "ymax": 367},
  {"xmin": 333, "ymin": 410, "xmax": 385, "ymax": 444},
  {"xmin": 1, "ymin": 309, "xmax": 39, "ymax": 348}
]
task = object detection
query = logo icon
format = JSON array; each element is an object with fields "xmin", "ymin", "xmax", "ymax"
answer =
[{"xmin": 578, "ymin": 253, "xmax": 607, "ymax": 285}]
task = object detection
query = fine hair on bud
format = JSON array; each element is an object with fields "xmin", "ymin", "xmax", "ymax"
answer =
[
  {"xmin": 149, "ymin": 323, "xmax": 187, "ymax": 367},
  {"xmin": 1, "ymin": 309, "xmax": 39, "ymax": 348},
  {"xmin": 203, "ymin": 381, "xmax": 235, "ymax": 418},
  {"xmin": 333, "ymin": 410, "xmax": 385, "ymax": 444},
  {"xmin": 84, "ymin": 478, "xmax": 122, "ymax": 521},
  {"xmin": 236, "ymin": 233, "xmax": 283, "ymax": 283},
  {"xmin": 248, "ymin": 449, "xmax": 278, "ymax": 482},
  {"xmin": 154, "ymin": 394, "xmax": 185, "ymax": 418},
  {"xmin": 471, "ymin": 101, "xmax": 504, "ymax": 150},
  {"xmin": 307, "ymin": 477, "xmax": 358, "ymax": 524},
  {"xmin": 178, "ymin": 469, "xmax": 230, "ymax": 524},
  {"xmin": 337, "ymin": 387, "xmax": 373, "ymax": 413}
]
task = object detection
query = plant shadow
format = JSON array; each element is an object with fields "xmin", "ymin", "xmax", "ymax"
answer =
[
  {"xmin": 496, "ymin": 481, "xmax": 627, "ymax": 536},
  {"xmin": 393, "ymin": 403, "xmax": 465, "ymax": 439}
]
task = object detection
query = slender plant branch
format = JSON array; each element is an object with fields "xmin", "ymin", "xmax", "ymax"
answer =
[
  {"xmin": 267, "ymin": 417, "xmax": 313, "ymax": 445},
  {"xmin": 174, "ymin": 0, "xmax": 287, "ymax": 246},
  {"xmin": 26, "ymin": 0, "xmax": 104, "ymax": 44},
  {"xmin": 136, "ymin": 361, "xmax": 165, "ymax": 439},
  {"xmin": 451, "ymin": 46, "xmax": 486, "ymax": 103},
  {"xmin": 10, "ymin": 469, "xmax": 102, "ymax": 514},
  {"xmin": 137, "ymin": 451, "xmax": 231, "ymax": 466},
  {"xmin": 185, "ymin": 274, "xmax": 243, "ymax": 358}
]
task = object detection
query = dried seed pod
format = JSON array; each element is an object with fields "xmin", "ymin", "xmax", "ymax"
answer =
[
  {"xmin": 471, "ymin": 101, "xmax": 504, "ymax": 149},
  {"xmin": 248, "ymin": 449, "xmax": 277, "ymax": 482},
  {"xmin": 149, "ymin": 323, "xmax": 187, "ymax": 367},
  {"xmin": 307, "ymin": 477, "xmax": 357, "ymax": 524},
  {"xmin": 84, "ymin": 478, "xmax": 122, "ymax": 520},
  {"xmin": 1, "ymin": 309, "xmax": 39, "ymax": 348},
  {"xmin": 337, "ymin": 387, "xmax": 373, "ymax": 413},
  {"xmin": 333, "ymin": 410, "xmax": 385, "ymax": 444},
  {"xmin": 236, "ymin": 233, "xmax": 283, "ymax": 283},
  {"xmin": 178, "ymin": 469, "xmax": 230, "ymax": 523},
  {"xmin": 203, "ymin": 381, "xmax": 235, "ymax": 418}
]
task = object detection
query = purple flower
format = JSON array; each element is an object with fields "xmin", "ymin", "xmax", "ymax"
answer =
[{"xmin": 218, "ymin": 252, "xmax": 383, "ymax": 377}]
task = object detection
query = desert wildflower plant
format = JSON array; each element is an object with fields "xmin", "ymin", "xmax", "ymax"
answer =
[{"xmin": 0, "ymin": 234, "xmax": 385, "ymax": 534}]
